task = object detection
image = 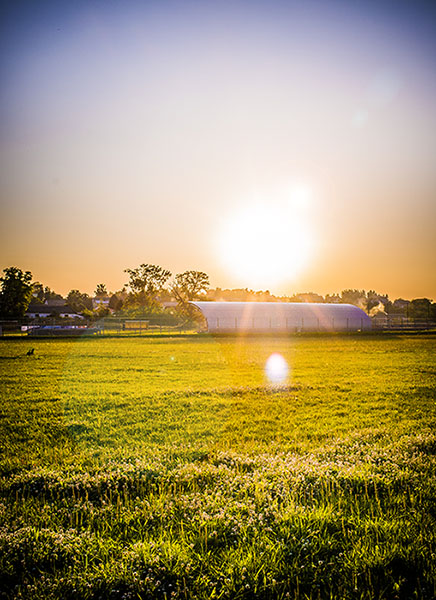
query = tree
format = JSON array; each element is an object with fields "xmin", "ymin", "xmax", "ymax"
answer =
[
  {"xmin": 0, "ymin": 267, "xmax": 33, "ymax": 319},
  {"xmin": 66, "ymin": 290, "xmax": 92, "ymax": 313},
  {"xmin": 31, "ymin": 282, "xmax": 45, "ymax": 304},
  {"xmin": 43, "ymin": 287, "xmax": 64, "ymax": 303},
  {"xmin": 325, "ymin": 293, "xmax": 341, "ymax": 303},
  {"xmin": 340, "ymin": 289, "xmax": 367, "ymax": 309},
  {"xmin": 109, "ymin": 293, "xmax": 124, "ymax": 312},
  {"xmin": 172, "ymin": 271, "xmax": 209, "ymax": 301},
  {"xmin": 409, "ymin": 298, "xmax": 432, "ymax": 320},
  {"xmin": 366, "ymin": 290, "xmax": 390, "ymax": 313},
  {"xmin": 94, "ymin": 283, "xmax": 108, "ymax": 297},
  {"xmin": 289, "ymin": 292, "xmax": 324, "ymax": 303},
  {"xmin": 171, "ymin": 270, "xmax": 209, "ymax": 321},
  {"xmin": 124, "ymin": 264, "xmax": 171, "ymax": 309},
  {"xmin": 391, "ymin": 298, "xmax": 410, "ymax": 316},
  {"xmin": 32, "ymin": 282, "xmax": 63, "ymax": 304}
]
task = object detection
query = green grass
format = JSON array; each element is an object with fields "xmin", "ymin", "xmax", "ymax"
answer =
[{"xmin": 0, "ymin": 334, "xmax": 435, "ymax": 599}]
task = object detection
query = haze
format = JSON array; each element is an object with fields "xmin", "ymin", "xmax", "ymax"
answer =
[{"xmin": 1, "ymin": 0, "xmax": 435, "ymax": 299}]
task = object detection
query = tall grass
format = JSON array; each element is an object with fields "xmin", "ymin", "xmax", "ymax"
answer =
[{"xmin": 0, "ymin": 335, "xmax": 435, "ymax": 598}]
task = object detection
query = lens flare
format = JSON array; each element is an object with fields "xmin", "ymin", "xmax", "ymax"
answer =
[{"xmin": 265, "ymin": 353, "xmax": 289, "ymax": 384}]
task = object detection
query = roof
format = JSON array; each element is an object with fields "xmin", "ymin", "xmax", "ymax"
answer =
[
  {"xmin": 26, "ymin": 304, "xmax": 80, "ymax": 315},
  {"xmin": 190, "ymin": 301, "xmax": 372, "ymax": 331}
]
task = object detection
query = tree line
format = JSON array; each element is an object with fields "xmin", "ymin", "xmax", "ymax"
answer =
[
  {"xmin": 0, "ymin": 265, "xmax": 210, "ymax": 322},
  {"xmin": 0, "ymin": 265, "xmax": 435, "ymax": 322}
]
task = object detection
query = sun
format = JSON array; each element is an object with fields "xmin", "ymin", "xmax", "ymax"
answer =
[{"xmin": 217, "ymin": 186, "xmax": 314, "ymax": 289}]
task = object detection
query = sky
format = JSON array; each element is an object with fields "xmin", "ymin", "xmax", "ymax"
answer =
[{"xmin": 1, "ymin": 0, "xmax": 436, "ymax": 299}]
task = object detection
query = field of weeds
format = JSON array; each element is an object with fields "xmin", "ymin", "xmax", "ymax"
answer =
[{"xmin": 0, "ymin": 334, "xmax": 435, "ymax": 599}]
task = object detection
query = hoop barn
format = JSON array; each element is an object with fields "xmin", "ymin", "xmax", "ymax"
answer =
[{"xmin": 190, "ymin": 302, "xmax": 372, "ymax": 333}]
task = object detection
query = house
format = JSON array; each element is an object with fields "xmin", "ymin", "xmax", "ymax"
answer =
[
  {"xmin": 92, "ymin": 296, "xmax": 111, "ymax": 310},
  {"xmin": 25, "ymin": 304, "xmax": 84, "ymax": 319}
]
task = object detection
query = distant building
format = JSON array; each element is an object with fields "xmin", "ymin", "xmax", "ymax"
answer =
[
  {"xmin": 92, "ymin": 296, "xmax": 111, "ymax": 310},
  {"xmin": 26, "ymin": 305, "xmax": 84, "ymax": 319},
  {"xmin": 43, "ymin": 298, "xmax": 66, "ymax": 307},
  {"xmin": 190, "ymin": 302, "xmax": 372, "ymax": 332}
]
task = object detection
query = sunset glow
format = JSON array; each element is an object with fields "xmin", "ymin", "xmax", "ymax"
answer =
[
  {"xmin": 217, "ymin": 187, "xmax": 314, "ymax": 288},
  {"xmin": 1, "ymin": 1, "xmax": 435, "ymax": 298}
]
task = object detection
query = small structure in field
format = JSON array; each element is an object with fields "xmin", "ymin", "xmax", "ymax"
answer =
[{"xmin": 190, "ymin": 302, "xmax": 371, "ymax": 333}]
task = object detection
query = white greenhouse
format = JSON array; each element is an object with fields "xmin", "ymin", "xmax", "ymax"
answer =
[{"xmin": 190, "ymin": 302, "xmax": 372, "ymax": 333}]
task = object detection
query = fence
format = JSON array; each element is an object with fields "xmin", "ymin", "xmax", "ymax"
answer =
[
  {"xmin": 1, "ymin": 317, "xmax": 435, "ymax": 337},
  {"xmin": 0, "ymin": 317, "xmax": 199, "ymax": 337},
  {"xmin": 371, "ymin": 316, "xmax": 436, "ymax": 330},
  {"xmin": 94, "ymin": 318, "xmax": 197, "ymax": 335}
]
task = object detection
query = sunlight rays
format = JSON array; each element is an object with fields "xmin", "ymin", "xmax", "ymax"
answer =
[{"xmin": 217, "ymin": 185, "xmax": 315, "ymax": 289}]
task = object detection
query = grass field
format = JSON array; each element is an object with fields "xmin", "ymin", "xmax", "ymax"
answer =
[{"xmin": 1, "ymin": 334, "xmax": 435, "ymax": 599}]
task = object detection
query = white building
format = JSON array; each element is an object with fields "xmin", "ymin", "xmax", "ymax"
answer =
[
  {"xmin": 190, "ymin": 302, "xmax": 372, "ymax": 332},
  {"xmin": 92, "ymin": 296, "xmax": 111, "ymax": 310},
  {"xmin": 25, "ymin": 304, "xmax": 84, "ymax": 319}
]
